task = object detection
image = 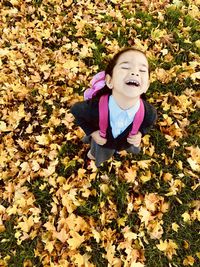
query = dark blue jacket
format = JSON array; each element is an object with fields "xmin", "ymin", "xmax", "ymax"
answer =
[{"xmin": 70, "ymin": 96, "xmax": 157, "ymax": 150}]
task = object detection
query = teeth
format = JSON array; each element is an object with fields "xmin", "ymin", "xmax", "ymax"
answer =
[{"xmin": 126, "ymin": 79, "xmax": 140, "ymax": 86}]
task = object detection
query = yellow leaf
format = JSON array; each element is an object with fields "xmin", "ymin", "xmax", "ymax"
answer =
[
  {"xmin": 25, "ymin": 124, "xmax": 33, "ymax": 134},
  {"xmin": 55, "ymin": 228, "xmax": 69, "ymax": 243},
  {"xmin": 123, "ymin": 228, "xmax": 137, "ymax": 241},
  {"xmin": 172, "ymin": 223, "xmax": 180, "ymax": 232},
  {"xmin": 10, "ymin": 0, "xmax": 19, "ymax": 5},
  {"xmin": 163, "ymin": 172, "xmax": 173, "ymax": 182},
  {"xmin": 191, "ymin": 71, "xmax": 200, "ymax": 82},
  {"xmin": 44, "ymin": 221, "xmax": 56, "ymax": 232},
  {"xmin": 183, "ymin": 255, "xmax": 195, "ymax": 266},
  {"xmin": 67, "ymin": 231, "xmax": 85, "ymax": 249},
  {"xmin": 92, "ymin": 229, "xmax": 101, "ymax": 243},
  {"xmin": 191, "ymin": 210, "xmax": 200, "ymax": 221},
  {"xmin": 45, "ymin": 241, "xmax": 55, "ymax": 253},
  {"xmin": 140, "ymin": 170, "xmax": 152, "ymax": 183},
  {"xmin": 195, "ymin": 40, "xmax": 200, "ymax": 48},
  {"xmin": 23, "ymin": 259, "xmax": 33, "ymax": 267},
  {"xmin": 187, "ymin": 158, "xmax": 200, "ymax": 172},
  {"xmin": 63, "ymin": 60, "xmax": 79, "ymax": 70},
  {"xmin": 18, "ymin": 216, "xmax": 34, "ymax": 233},
  {"xmin": 184, "ymin": 240, "xmax": 190, "ymax": 249},
  {"xmin": 32, "ymin": 160, "xmax": 40, "ymax": 172},
  {"xmin": 77, "ymin": 168, "xmax": 86, "ymax": 179},
  {"xmin": 137, "ymin": 160, "xmax": 152, "ymax": 169},
  {"xmin": 155, "ymin": 68, "xmax": 172, "ymax": 83},
  {"xmin": 124, "ymin": 166, "xmax": 137, "ymax": 183},
  {"xmin": 148, "ymin": 220, "xmax": 163, "ymax": 239},
  {"xmin": 188, "ymin": 4, "xmax": 199, "ymax": 18},
  {"xmin": 41, "ymin": 159, "xmax": 58, "ymax": 177},
  {"xmin": 72, "ymin": 253, "xmax": 84, "ymax": 266},
  {"xmin": 196, "ymin": 252, "xmax": 200, "ymax": 259},
  {"xmin": 35, "ymin": 134, "xmax": 50, "ymax": 145},
  {"xmin": 63, "ymin": 0, "xmax": 73, "ymax": 7},
  {"xmin": 0, "ymin": 225, "xmax": 5, "ymax": 233},
  {"xmin": 117, "ymin": 216, "xmax": 127, "ymax": 227},
  {"xmin": 72, "ymin": 253, "xmax": 91, "ymax": 267},
  {"xmin": 0, "ymin": 121, "xmax": 8, "ymax": 132},
  {"xmin": 156, "ymin": 239, "xmax": 178, "ymax": 260},
  {"xmin": 151, "ymin": 29, "xmax": 167, "ymax": 41},
  {"xmin": 182, "ymin": 212, "xmax": 191, "ymax": 223},
  {"xmin": 105, "ymin": 242, "xmax": 116, "ymax": 264},
  {"xmin": 138, "ymin": 207, "xmax": 154, "ymax": 226}
]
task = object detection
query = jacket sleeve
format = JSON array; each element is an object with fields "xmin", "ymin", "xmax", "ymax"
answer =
[
  {"xmin": 140, "ymin": 102, "xmax": 157, "ymax": 136},
  {"xmin": 70, "ymin": 100, "xmax": 98, "ymax": 136}
]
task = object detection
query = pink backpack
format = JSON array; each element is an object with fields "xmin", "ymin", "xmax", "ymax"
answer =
[
  {"xmin": 84, "ymin": 71, "xmax": 145, "ymax": 138},
  {"xmin": 99, "ymin": 94, "xmax": 145, "ymax": 138}
]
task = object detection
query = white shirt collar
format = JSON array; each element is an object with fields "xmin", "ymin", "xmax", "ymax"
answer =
[{"xmin": 109, "ymin": 95, "xmax": 140, "ymax": 118}]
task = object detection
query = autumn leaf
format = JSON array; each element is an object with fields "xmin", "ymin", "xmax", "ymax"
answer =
[
  {"xmin": 138, "ymin": 206, "xmax": 154, "ymax": 227},
  {"xmin": 183, "ymin": 255, "xmax": 195, "ymax": 266},
  {"xmin": 54, "ymin": 228, "xmax": 69, "ymax": 243},
  {"xmin": 156, "ymin": 239, "xmax": 178, "ymax": 260},
  {"xmin": 67, "ymin": 231, "xmax": 85, "ymax": 250},
  {"xmin": 124, "ymin": 166, "xmax": 137, "ymax": 183},
  {"xmin": 185, "ymin": 146, "xmax": 200, "ymax": 172}
]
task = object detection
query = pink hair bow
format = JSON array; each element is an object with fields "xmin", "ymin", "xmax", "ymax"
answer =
[{"xmin": 84, "ymin": 71, "xmax": 106, "ymax": 100}]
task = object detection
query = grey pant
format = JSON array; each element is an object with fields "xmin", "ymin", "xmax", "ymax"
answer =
[{"xmin": 82, "ymin": 136, "xmax": 140, "ymax": 167}]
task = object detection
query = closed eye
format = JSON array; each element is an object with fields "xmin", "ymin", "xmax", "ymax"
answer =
[
  {"xmin": 121, "ymin": 67, "xmax": 130, "ymax": 69},
  {"xmin": 140, "ymin": 69, "xmax": 147, "ymax": 72}
]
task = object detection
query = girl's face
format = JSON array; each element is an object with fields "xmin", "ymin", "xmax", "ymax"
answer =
[{"xmin": 106, "ymin": 50, "xmax": 150, "ymax": 99}]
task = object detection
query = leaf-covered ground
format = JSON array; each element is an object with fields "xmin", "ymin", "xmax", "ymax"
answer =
[{"xmin": 0, "ymin": 0, "xmax": 200, "ymax": 266}]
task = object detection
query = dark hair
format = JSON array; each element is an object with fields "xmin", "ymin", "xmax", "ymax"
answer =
[{"xmin": 93, "ymin": 47, "xmax": 149, "ymax": 100}]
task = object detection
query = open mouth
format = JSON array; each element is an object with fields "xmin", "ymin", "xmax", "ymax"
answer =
[{"xmin": 125, "ymin": 79, "xmax": 140, "ymax": 87}]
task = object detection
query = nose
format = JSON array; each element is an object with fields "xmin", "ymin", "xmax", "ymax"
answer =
[{"xmin": 131, "ymin": 72, "xmax": 139, "ymax": 77}]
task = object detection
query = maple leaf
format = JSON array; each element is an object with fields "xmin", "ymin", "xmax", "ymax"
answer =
[
  {"xmin": 124, "ymin": 166, "xmax": 137, "ymax": 183},
  {"xmin": 54, "ymin": 228, "xmax": 69, "ymax": 243},
  {"xmin": 156, "ymin": 239, "xmax": 178, "ymax": 260},
  {"xmin": 44, "ymin": 241, "xmax": 55, "ymax": 253},
  {"xmin": 183, "ymin": 255, "xmax": 195, "ymax": 266},
  {"xmin": 155, "ymin": 68, "xmax": 172, "ymax": 83},
  {"xmin": 138, "ymin": 206, "xmax": 154, "ymax": 227},
  {"xmin": 0, "ymin": 121, "xmax": 10, "ymax": 132},
  {"xmin": 182, "ymin": 212, "xmax": 191, "ymax": 223},
  {"xmin": 105, "ymin": 242, "xmax": 119, "ymax": 265},
  {"xmin": 35, "ymin": 134, "xmax": 50, "ymax": 146},
  {"xmin": 137, "ymin": 160, "xmax": 152, "ymax": 169},
  {"xmin": 148, "ymin": 220, "xmax": 164, "ymax": 239},
  {"xmin": 172, "ymin": 223, "xmax": 180, "ymax": 232},
  {"xmin": 72, "ymin": 253, "xmax": 91, "ymax": 267},
  {"xmin": 123, "ymin": 227, "xmax": 137, "ymax": 241},
  {"xmin": 17, "ymin": 216, "xmax": 35, "ymax": 233},
  {"xmin": 185, "ymin": 146, "xmax": 200, "ymax": 172},
  {"xmin": 139, "ymin": 169, "xmax": 152, "ymax": 183},
  {"xmin": 91, "ymin": 228, "xmax": 101, "ymax": 243},
  {"xmin": 67, "ymin": 230, "xmax": 85, "ymax": 250},
  {"xmin": 41, "ymin": 159, "xmax": 58, "ymax": 177}
]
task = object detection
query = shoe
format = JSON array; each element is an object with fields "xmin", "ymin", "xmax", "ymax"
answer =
[{"xmin": 87, "ymin": 150, "xmax": 95, "ymax": 160}]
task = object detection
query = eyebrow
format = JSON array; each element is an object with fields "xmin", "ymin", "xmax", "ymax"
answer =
[
  {"xmin": 119, "ymin": 62, "xmax": 148, "ymax": 68},
  {"xmin": 119, "ymin": 61, "xmax": 129, "ymax": 65}
]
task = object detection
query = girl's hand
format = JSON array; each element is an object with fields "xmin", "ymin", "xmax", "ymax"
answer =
[
  {"xmin": 127, "ymin": 131, "xmax": 142, "ymax": 147},
  {"xmin": 91, "ymin": 130, "xmax": 107, "ymax": 146}
]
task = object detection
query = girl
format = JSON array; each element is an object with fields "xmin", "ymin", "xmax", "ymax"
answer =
[{"xmin": 70, "ymin": 47, "xmax": 157, "ymax": 167}]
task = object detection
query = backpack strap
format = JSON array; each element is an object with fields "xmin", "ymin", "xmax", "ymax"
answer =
[
  {"xmin": 99, "ymin": 95, "xmax": 145, "ymax": 138},
  {"xmin": 99, "ymin": 94, "xmax": 109, "ymax": 138},
  {"xmin": 129, "ymin": 98, "xmax": 145, "ymax": 136}
]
